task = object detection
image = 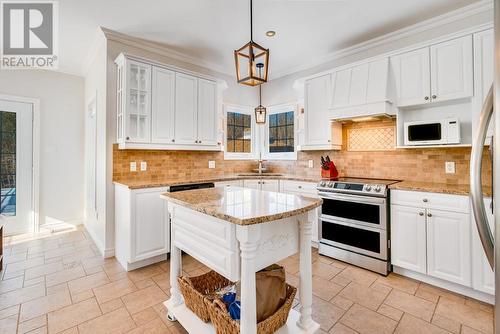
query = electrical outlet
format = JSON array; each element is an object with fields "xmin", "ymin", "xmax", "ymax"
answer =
[
  {"xmin": 445, "ymin": 161, "xmax": 455, "ymax": 174},
  {"xmin": 130, "ymin": 162, "xmax": 137, "ymax": 172},
  {"xmin": 308, "ymin": 160, "xmax": 314, "ymax": 168},
  {"xmin": 140, "ymin": 161, "xmax": 147, "ymax": 171},
  {"xmin": 208, "ymin": 160, "xmax": 216, "ymax": 169}
]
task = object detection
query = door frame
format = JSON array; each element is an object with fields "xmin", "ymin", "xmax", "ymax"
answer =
[{"xmin": 0, "ymin": 94, "xmax": 40, "ymax": 234}]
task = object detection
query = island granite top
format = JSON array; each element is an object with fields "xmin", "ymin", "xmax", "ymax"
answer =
[{"xmin": 161, "ymin": 186, "xmax": 322, "ymax": 226}]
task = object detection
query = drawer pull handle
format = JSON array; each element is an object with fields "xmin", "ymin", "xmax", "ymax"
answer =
[{"xmin": 422, "ymin": 199, "xmax": 428, "ymax": 203}]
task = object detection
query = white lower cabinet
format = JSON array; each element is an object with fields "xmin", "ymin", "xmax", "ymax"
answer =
[
  {"xmin": 471, "ymin": 198, "xmax": 495, "ymax": 295},
  {"xmin": 280, "ymin": 180, "xmax": 320, "ymax": 243},
  {"xmin": 391, "ymin": 205, "xmax": 427, "ymax": 274},
  {"xmin": 214, "ymin": 180, "xmax": 244, "ymax": 188},
  {"xmin": 426, "ymin": 209, "xmax": 471, "ymax": 286},
  {"xmin": 242, "ymin": 179, "xmax": 280, "ymax": 192},
  {"xmin": 115, "ymin": 184, "xmax": 170, "ymax": 271},
  {"xmin": 391, "ymin": 190, "xmax": 493, "ymax": 301}
]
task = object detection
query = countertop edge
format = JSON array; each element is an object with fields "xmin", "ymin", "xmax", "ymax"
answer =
[{"xmin": 160, "ymin": 192, "xmax": 323, "ymax": 226}]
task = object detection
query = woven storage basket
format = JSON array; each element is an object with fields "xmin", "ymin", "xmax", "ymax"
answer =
[
  {"xmin": 205, "ymin": 283, "xmax": 297, "ymax": 334},
  {"xmin": 178, "ymin": 271, "xmax": 233, "ymax": 323}
]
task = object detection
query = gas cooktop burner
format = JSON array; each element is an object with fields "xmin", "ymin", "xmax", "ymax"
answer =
[{"xmin": 317, "ymin": 177, "xmax": 400, "ymax": 197}]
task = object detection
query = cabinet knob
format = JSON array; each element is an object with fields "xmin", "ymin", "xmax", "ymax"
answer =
[
  {"xmin": 432, "ymin": 95, "xmax": 437, "ymax": 99},
  {"xmin": 422, "ymin": 198, "xmax": 428, "ymax": 203},
  {"xmin": 419, "ymin": 212, "xmax": 424, "ymax": 216},
  {"xmin": 424, "ymin": 96, "xmax": 429, "ymax": 101},
  {"xmin": 172, "ymin": 139, "xmax": 175, "ymax": 142},
  {"xmin": 126, "ymin": 136, "xmax": 130, "ymax": 140},
  {"xmin": 298, "ymin": 185, "xmax": 302, "ymax": 189},
  {"xmin": 199, "ymin": 140, "xmax": 202, "ymax": 144},
  {"xmin": 427, "ymin": 213, "xmax": 432, "ymax": 217},
  {"xmin": 328, "ymin": 139, "xmax": 331, "ymax": 143}
]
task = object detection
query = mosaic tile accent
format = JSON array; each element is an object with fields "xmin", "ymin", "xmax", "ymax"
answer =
[{"xmin": 347, "ymin": 125, "xmax": 395, "ymax": 152}]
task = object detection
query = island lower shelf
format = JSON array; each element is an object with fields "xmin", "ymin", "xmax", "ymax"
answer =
[{"xmin": 165, "ymin": 299, "xmax": 320, "ymax": 334}]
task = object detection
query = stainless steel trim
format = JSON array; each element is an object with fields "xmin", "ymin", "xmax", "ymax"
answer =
[
  {"xmin": 320, "ymin": 217, "xmax": 387, "ymax": 260},
  {"xmin": 470, "ymin": 84, "xmax": 494, "ymax": 269},
  {"xmin": 319, "ymin": 192, "xmax": 387, "ymax": 230},
  {"xmin": 318, "ymin": 243, "xmax": 389, "ymax": 275},
  {"xmin": 318, "ymin": 192, "xmax": 386, "ymax": 204}
]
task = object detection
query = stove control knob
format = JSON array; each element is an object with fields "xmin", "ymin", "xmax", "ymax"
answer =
[
  {"xmin": 374, "ymin": 185, "xmax": 382, "ymax": 192},
  {"xmin": 365, "ymin": 185, "xmax": 372, "ymax": 191},
  {"xmin": 319, "ymin": 181, "xmax": 326, "ymax": 187},
  {"xmin": 327, "ymin": 182, "xmax": 334, "ymax": 188}
]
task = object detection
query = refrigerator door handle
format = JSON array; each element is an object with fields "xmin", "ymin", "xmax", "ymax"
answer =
[{"xmin": 471, "ymin": 84, "xmax": 495, "ymax": 269}]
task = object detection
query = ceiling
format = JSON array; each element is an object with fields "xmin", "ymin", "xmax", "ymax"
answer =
[{"xmin": 59, "ymin": 0, "xmax": 485, "ymax": 78}]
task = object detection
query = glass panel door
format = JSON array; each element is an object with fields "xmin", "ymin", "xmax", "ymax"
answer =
[
  {"xmin": 0, "ymin": 99, "xmax": 33, "ymax": 235},
  {"xmin": 126, "ymin": 61, "xmax": 151, "ymax": 143}
]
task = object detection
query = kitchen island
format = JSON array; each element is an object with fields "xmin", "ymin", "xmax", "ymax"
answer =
[{"xmin": 161, "ymin": 186, "xmax": 322, "ymax": 334}]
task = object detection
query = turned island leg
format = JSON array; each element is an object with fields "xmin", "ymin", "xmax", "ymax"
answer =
[
  {"xmin": 236, "ymin": 224, "xmax": 261, "ymax": 334},
  {"xmin": 167, "ymin": 226, "xmax": 182, "ymax": 321},
  {"xmin": 298, "ymin": 213, "xmax": 314, "ymax": 330}
]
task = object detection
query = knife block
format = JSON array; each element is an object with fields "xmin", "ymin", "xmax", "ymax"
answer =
[{"xmin": 321, "ymin": 162, "xmax": 339, "ymax": 179}]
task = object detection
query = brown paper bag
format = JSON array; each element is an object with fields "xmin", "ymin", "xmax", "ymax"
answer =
[{"xmin": 255, "ymin": 264, "xmax": 286, "ymax": 322}]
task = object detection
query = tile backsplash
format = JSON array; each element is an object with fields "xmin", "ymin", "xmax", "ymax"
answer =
[{"xmin": 113, "ymin": 119, "xmax": 491, "ymax": 187}]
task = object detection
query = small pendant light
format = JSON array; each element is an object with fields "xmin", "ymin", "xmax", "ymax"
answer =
[
  {"xmin": 255, "ymin": 84, "xmax": 266, "ymax": 124},
  {"xmin": 234, "ymin": 0, "xmax": 270, "ymax": 86}
]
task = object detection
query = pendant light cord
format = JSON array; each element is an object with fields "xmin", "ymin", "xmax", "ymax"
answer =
[
  {"xmin": 250, "ymin": 0, "xmax": 253, "ymax": 42},
  {"xmin": 259, "ymin": 84, "xmax": 262, "ymax": 105}
]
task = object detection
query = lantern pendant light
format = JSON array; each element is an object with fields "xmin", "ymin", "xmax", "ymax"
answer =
[
  {"xmin": 234, "ymin": 0, "xmax": 270, "ymax": 86},
  {"xmin": 255, "ymin": 84, "xmax": 267, "ymax": 124}
]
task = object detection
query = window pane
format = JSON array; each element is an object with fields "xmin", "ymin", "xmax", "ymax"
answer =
[
  {"xmin": 243, "ymin": 114, "xmax": 251, "ymax": 127},
  {"xmin": 226, "ymin": 111, "xmax": 252, "ymax": 154},
  {"xmin": 0, "ymin": 110, "xmax": 16, "ymax": 216},
  {"xmin": 268, "ymin": 111, "xmax": 294, "ymax": 154}
]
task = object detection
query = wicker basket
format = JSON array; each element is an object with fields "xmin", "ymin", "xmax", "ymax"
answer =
[
  {"xmin": 205, "ymin": 283, "xmax": 297, "ymax": 334},
  {"xmin": 177, "ymin": 271, "xmax": 233, "ymax": 323}
]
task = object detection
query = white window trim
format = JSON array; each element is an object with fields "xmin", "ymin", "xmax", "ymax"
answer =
[
  {"xmin": 262, "ymin": 103, "xmax": 298, "ymax": 161},
  {"xmin": 223, "ymin": 104, "xmax": 259, "ymax": 160}
]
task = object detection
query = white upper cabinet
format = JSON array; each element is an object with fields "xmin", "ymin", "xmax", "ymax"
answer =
[
  {"xmin": 330, "ymin": 58, "xmax": 395, "ymax": 120},
  {"xmin": 331, "ymin": 69, "xmax": 352, "ymax": 109},
  {"xmin": 391, "ymin": 48, "xmax": 431, "ymax": 107},
  {"xmin": 175, "ymin": 73, "xmax": 198, "ymax": 145},
  {"xmin": 197, "ymin": 79, "xmax": 218, "ymax": 146},
  {"xmin": 473, "ymin": 29, "xmax": 494, "ymax": 140},
  {"xmin": 303, "ymin": 74, "xmax": 342, "ymax": 150},
  {"xmin": 116, "ymin": 57, "xmax": 152, "ymax": 143},
  {"xmin": 115, "ymin": 53, "xmax": 221, "ymax": 151},
  {"xmin": 391, "ymin": 35, "xmax": 473, "ymax": 107},
  {"xmin": 430, "ymin": 35, "xmax": 473, "ymax": 103},
  {"xmin": 391, "ymin": 204, "xmax": 427, "ymax": 274},
  {"xmin": 152, "ymin": 67, "xmax": 175, "ymax": 144}
]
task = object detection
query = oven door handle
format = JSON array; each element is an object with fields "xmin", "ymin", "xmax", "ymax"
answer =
[{"xmin": 318, "ymin": 192, "xmax": 386, "ymax": 205}]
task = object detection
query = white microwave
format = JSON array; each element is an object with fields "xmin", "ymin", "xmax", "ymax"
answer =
[{"xmin": 404, "ymin": 118, "xmax": 461, "ymax": 146}]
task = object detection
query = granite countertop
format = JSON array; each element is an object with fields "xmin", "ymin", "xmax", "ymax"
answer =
[
  {"xmin": 160, "ymin": 186, "xmax": 322, "ymax": 226},
  {"xmin": 114, "ymin": 174, "xmax": 322, "ymax": 190},
  {"xmin": 389, "ymin": 181, "xmax": 492, "ymax": 197}
]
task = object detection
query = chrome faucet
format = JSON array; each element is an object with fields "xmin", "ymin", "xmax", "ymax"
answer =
[{"xmin": 257, "ymin": 153, "xmax": 265, "ymax": 174}]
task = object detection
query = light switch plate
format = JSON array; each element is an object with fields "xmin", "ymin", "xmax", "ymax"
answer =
[
  {"xmin": 445, "ymin": 161, "xmax": 455, "ymax": 174},
  {"xmin": 140, "ymin": 161, "xmax": 147, "ymax": 171},
  {"xmin": 308, "ymin": 160, "xmax": 314, "ymax": 168},
  {"xmin": 130, "ymin": 162, "xmax": 137, "ymax": 172},
  {"xmin": 208, "ymin": 161, "xmax": 216, "ymax": 169}
]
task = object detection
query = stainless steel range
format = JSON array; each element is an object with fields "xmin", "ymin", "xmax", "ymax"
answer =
[{"xmin": 317, "ymin": 178, "xmax": 400, "ymax": 275}]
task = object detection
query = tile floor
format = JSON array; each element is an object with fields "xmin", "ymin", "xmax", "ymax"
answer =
[{"xmin": 0, "ymin": 227, "xmax": 494, "ymax": 334}]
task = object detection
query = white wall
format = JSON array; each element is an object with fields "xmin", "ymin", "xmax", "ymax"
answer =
[
  {"xmin": 263, "ymin": 8, "xmax": 493, "ymax": 106},
  {"xmin": 84, "ymin": 34, "xmax": 109, "ymax": 256},
  {"xmin": 0, "ymin": 69, "xmax": 85, "ymax": 227}
]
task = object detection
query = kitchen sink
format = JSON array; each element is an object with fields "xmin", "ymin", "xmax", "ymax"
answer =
[{"xmin": 237, "ymin": 173, "xmax": 283, "ymax": 177}]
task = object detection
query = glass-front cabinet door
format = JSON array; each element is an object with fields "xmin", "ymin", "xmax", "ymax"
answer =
[{"xmin": 120, "ymin": 59, "xmax": 152, "ymax": 143}]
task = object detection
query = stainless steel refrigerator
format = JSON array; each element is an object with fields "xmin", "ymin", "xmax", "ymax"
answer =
[{"xmin": 471, "ymin": 1, "xmax": 500, "ymax": 332}]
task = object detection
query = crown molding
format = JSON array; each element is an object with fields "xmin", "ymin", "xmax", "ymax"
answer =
[
  {"xmin": 270, "ymin": 0, "xmax": 493, "ymax": 80},
  {"xmin": 100, "ymin": 27, "xmax": 234, "ymax": 77}
]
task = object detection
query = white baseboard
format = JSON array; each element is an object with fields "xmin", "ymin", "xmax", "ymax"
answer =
[
  {"xmin": 116, "ymin": 253, "xmax": 168, "ymax": 271},
  {"xmin": 83, "ymin": 223, "xmax": 107, "ymax": 258},
  {"xmin": 393, "ymin": 266, "xmax": 495, "ymax": 305}
]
